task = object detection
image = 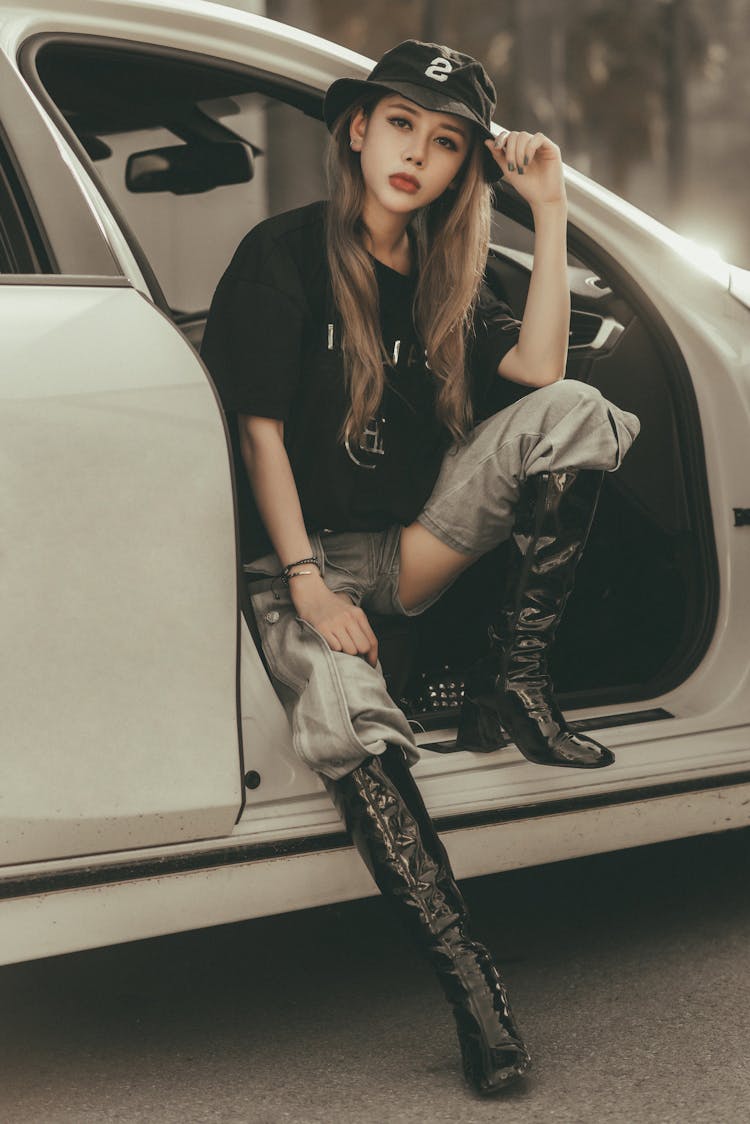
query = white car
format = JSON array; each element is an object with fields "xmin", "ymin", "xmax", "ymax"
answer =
[{"xmin": 2, "ymin": 0, "xmax": 749, "ymax": 968}]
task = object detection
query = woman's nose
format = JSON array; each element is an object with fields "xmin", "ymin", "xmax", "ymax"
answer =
[{"xmin": 404, "ymin": 135, "xmax": 427, "ymax": 166}]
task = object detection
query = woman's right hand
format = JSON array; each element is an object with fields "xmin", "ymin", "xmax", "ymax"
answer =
[
  {"xmin": 236, "ymin": 417, "xmax": 379, "ymax": 667},
  {"xmin": 290, "ymin": 573, "xmax": 379, "ymax": 667}
]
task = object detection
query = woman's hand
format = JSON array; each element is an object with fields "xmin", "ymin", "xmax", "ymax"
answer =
[
  {"xmin": 486, "ymin": 130, "xmax": 566, "ymax": 209},
  {"xmin": 291, "ymin": 574, "xmax": 379, "ymax": 668}
]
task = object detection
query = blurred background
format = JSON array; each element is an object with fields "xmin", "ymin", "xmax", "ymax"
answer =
[
  {"xmin": 262, "ymin": 0, "xmax": 750, "ymax": 269},
  {"xmin": 53, "ymin": 0, "xmax": 747, "ymax": 311}
]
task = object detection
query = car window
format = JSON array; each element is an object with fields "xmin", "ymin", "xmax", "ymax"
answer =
[
  {"xmin": 0, "ymin": 130, "xmax": 48, "ymax": 274},
  {"xmin": 31, "ymin": 42, "xmax": 583, "ymax": 307},
  {"xmin": 33, "ymin": 43, "xmax": 328, "ymax": 314}
]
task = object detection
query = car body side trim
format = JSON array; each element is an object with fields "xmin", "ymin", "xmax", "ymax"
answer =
[
  {"xmin": 0, "ymin": 273, "xmax": 130, "ymax": 285},
  {"xmin": 2, "ymin": 767, "xmax": 750, "ymax": 902},
  {"xmin": 415, "ymin": 706, "xmax": 673, "ymax": 744}
]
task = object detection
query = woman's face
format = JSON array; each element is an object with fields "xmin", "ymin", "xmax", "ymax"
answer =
[{"xmin": 350, "ymin": 94, "xmax": 474, "ymax": 214}]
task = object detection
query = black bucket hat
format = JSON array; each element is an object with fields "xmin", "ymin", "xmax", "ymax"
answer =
[{"xmin": 323, "ymin": 39, "xmax": 504, "ymax": 183}]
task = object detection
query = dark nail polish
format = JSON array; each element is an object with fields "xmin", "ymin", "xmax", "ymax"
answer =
[
  {"xmin": 518, "ymin": 167, "xmax": 524, "ymax": 175},
  {"xmin": 508, "ymin": 162, "xmax": 515, "ymax": 171},
  {"xmin": 524, "ymin": 155, "xmax": 529, "ymax": 165}
]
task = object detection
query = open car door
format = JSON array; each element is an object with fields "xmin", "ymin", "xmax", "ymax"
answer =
[{"xmin": 0, "ymin": 50, "xmax": 242, "ymax": 865}]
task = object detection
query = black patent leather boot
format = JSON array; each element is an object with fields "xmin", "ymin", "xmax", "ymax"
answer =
[
  {"xmin": 456, "ymin": 469, "xmax": 615, "ymax": 768},
  {"xmin": 323, "ymin": 745, "xmax": 531, "ymax": 1095}
]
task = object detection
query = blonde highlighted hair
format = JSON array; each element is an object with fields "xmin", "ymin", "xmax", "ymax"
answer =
[{"xmin": 324, "ymin": 91, "xmax": 494, "ymax": 448}]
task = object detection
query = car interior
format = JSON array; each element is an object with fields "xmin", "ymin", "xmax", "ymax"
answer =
[{"xmin": 25, "ymin": 38, "xmax": 719, "ymax": 740}]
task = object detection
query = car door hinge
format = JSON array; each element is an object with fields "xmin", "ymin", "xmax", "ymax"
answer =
[{"xmin": 734, "ymin": 508, "xmax": 750, "ymax": 526}]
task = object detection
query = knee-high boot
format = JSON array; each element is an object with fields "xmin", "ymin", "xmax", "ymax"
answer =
[
  {"xmin": 456, "ymin": 468, "xmax": 615, "ymax": 768},
  {"xmin": 323, "ymin": 744, "xmax": 532, "ymax": 1095}
]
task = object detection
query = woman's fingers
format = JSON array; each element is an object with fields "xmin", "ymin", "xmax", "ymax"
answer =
[
  {"xmin": 522, "ymin": 133, "xmax": 553, "ymax": 166},
  {"xmin": 328, "ymin": 623, "xmax": 358, "ymax": 656},
  {"xmin": 326, "ymin": 607, "xmax": 379, "ymax": 667},
  {"xmin": 493, "ymin": 128, "xmax": 509, "ymax": 150},
  {"xmin": 301, "ymin": 589, "xmax": 379, "ymax": 666},
  {"xmin": 489, "ymin": 129, "xmax": 510, "ymax": 165},
  {"xmin": 355, "ymin": 607, "xmax": 380, "ymax": 667},
  {"xmin": 510, "ymin": 131, "xmax": 528, "ymax": 171},
  {"xmin": 333, "ymin": 600, "xmax": 378, "ymax": 660},
  {"xmin": 344, "ymin": 614, "xmax": 378, "ymax": 666},
  {"xmin": 506, "ymin": 130, "xmax": 519, "ymax": 170},
  {"xmin": 490, "ymin": 130, "xmax": 537, "ymax": 172},
  {"xmin": 525, "ymin": 135, "xmax": 542, "ymax": 163},
  {"xmin": 328, "ymin": 625, "xmax": 374, "ymax": 664}
]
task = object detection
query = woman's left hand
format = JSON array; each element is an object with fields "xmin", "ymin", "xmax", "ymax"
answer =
[{"xmin": 486, "ymin": 130, "xmax": 566, "ymax": 208}]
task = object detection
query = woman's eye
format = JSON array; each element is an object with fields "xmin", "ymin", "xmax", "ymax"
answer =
[{"xmin": 388, "ymin": 118, "xmax": 458, "ymax": 151}]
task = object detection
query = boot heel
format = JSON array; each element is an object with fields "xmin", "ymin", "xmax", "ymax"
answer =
[{"xmin": 455, "ymin": 694, "xmax": 508, "ymax": 753}]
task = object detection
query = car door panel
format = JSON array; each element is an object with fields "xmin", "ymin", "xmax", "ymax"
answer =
[{"xmin": 1, "ymin": 283, "xmax": 242, "ymax": 864}]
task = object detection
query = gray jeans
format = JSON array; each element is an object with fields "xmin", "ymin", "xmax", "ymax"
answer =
[{"xmin": 246, "ymin": 380, "xmax": 641, "ymax": 779}]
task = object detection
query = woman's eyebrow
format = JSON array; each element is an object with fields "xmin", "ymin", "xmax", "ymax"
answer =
[{"xmin": 386, "ymin": 101, "xmax": 468, "ymax": 139}]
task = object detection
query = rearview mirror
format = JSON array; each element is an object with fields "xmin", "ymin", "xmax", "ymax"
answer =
[{"xmin": 125, "ymin": 141, "xmax": 254, "ymax": 195}]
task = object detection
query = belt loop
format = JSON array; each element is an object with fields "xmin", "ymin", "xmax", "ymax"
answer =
[
  {"xmin": 385, "ymin": 523, "xmax": 402, "ymax": 574},
  {"xmin": 367, "ymin": 531, "xmax": 379, "ymax": 587}
]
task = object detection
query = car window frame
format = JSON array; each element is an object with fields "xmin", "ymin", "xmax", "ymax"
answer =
[
  {"xmin": 0, "ymin": 121, "xmax": 49, "ymax": 274},
  {"xmin": 0, "ymin": 47, "xmax": 122, "ymax": 279},
  {"xmin": 18, "ymin": 32, "xmax": 326, "ymax": 316}
]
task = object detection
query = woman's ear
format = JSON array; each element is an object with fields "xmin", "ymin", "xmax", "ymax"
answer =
[{"xmin": 349, "ymin": 107, "xmax": 368, "ymax": 152}]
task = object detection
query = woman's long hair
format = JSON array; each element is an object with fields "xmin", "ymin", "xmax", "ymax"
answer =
[{"xmin": 324, "ymin": 91, "xmax": 493, "ymax": 448}]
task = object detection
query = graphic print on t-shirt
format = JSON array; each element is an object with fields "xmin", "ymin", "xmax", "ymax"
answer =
[
  {"xmin": 336, "ymin": 258, "xmax": 426, "ymax": 470},
  {"xmin": 200, "ymin": 199, "xmax": 528, "ymax": 563},
  {"xmin": 345, "ymin": 413, "xmax": 387, "ymax": 468}
]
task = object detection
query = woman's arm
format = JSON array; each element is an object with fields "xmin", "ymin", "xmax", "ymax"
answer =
[
  {"xmin": 239, "ymin": 415, "xmax": 379, "ymax": 667},
  {"xmin": 497, "ymin": 200, "xmax": 570, "ymax": 387},
  {"xmin": 485, "ymin": 129, "xmax": 570, "ymax": 388}
]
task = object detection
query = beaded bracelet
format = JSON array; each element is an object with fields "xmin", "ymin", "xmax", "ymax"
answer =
[
  {"xmin": 271, "ymin": 555, "xmax": 321, "ymax": 601},
  {"xmin": 281, "ymin": 555, "xmax": 320, "ymax": 585}
]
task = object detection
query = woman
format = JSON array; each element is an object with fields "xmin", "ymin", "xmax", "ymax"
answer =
[{"xmin": 201, "ymin": 39, "xmax": 640, "ymax": 1095}]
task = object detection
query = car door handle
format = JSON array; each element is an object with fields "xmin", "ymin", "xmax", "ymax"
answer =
[{"xmin": 568, "ymin": 310, "xmax": 625, "ymax": 351}]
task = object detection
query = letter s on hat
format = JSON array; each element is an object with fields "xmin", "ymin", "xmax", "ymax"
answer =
[{"xmin": 425, "ymin": 57, "xmax": 453, "ymax": 82}]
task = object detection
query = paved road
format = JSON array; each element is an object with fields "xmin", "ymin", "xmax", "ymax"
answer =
[{"xmin": 2, "ymin": 827, "xmax": 749, "ymax": 1123}]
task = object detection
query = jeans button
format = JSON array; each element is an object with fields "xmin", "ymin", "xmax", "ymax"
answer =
[{"xmin": 265, "ymin": 610, "xmax": 280, "ymax": 624}]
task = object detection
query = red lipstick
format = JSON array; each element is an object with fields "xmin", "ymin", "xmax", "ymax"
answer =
[{"xmin": 389, "ymin": 173, "xmax": 420, "ymax": 194}]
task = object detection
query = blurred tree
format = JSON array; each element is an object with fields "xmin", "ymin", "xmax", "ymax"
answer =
[
  {"xmin": 422, "ymin": 0, "xmax": 445, "ymax": 40},
  {"xmin": 318, "ymin": 0, "xmax": 422, "ymax": 54},
  {"xmin": 565, "ymin": 0, "xmax": 708, "ymax": 202}
]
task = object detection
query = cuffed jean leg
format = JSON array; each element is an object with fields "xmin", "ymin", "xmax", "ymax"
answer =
[
  {"xmin": 417, "ymin": 380, "xmax": 641, "ymax": 556},
  {"xmin": 247, "ymin": 531, "xmax": 419, "ymax": 780}
]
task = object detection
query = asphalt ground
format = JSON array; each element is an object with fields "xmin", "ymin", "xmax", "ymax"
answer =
[{"xmin": 2, "ymin": 826, "xmax": 749, "ymax": 1123}]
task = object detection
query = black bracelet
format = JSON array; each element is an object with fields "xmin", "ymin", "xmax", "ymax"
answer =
[
  {"xmin": 271, "ymin": 555, "xmax": 321, "ymax": 601},
  {"xmin": 281, "ymin": 555, "xmax": 320, "ymax": 585}
]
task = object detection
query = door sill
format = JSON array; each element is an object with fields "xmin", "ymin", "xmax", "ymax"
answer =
[{"xmin": 415, "ymin": 706, "xmax": 673, "ymax": 751}]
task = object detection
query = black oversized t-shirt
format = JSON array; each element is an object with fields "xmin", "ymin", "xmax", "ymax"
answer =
[{"xmin": 200, "ymin": 199, "xmax": 530, "ymax": 563}]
